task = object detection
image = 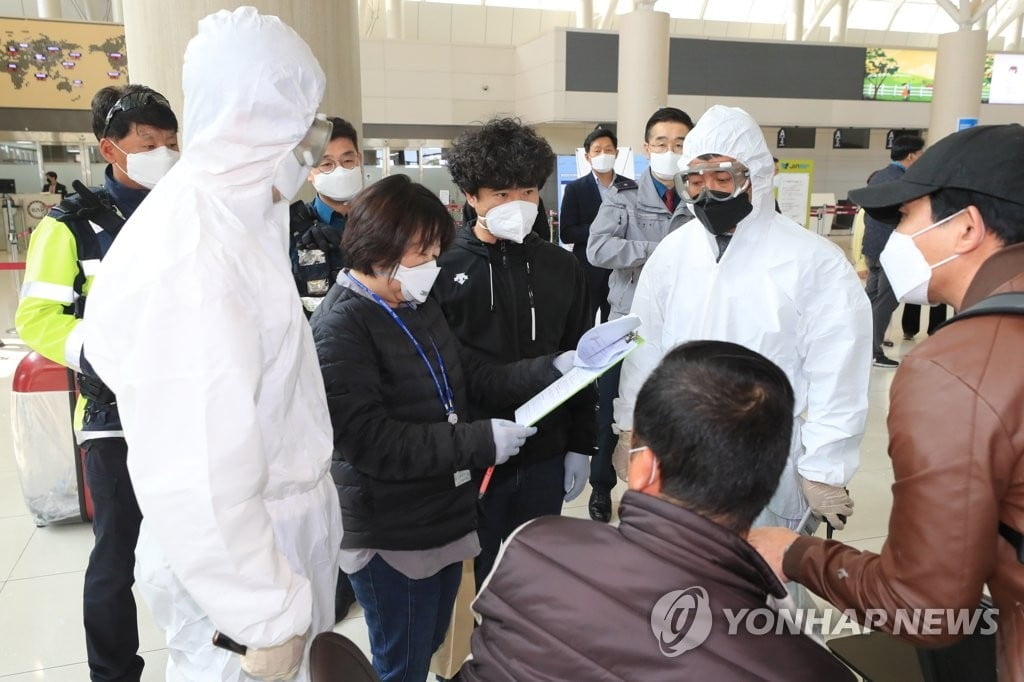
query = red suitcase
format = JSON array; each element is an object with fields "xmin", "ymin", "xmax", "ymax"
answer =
[{"xmin": 11, "ymin": 352, "xmax": 93, "ymax": 525}]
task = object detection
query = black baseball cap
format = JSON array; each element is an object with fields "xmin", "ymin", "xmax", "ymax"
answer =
[{"xmin": 848, "ymin": 124, "xmax": 1024, "ymax": 224}]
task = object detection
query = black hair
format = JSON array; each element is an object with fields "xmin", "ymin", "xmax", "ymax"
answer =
[
  {"xmin": 91, "ymin": 84, "xmax": 178, "ymax": 142},
  {"xmin": 327, "ymin": 116, "xmax": 359, "ymax": 149},
  {"xmin": 343, "ymin": 174, "xmax": 455, "ymax": 274},
  {"xmin": 444, "ymin": 117, "xmax": 554, "ymax": 196},
  {"xmin": 45, "ymin": 171, "xmax": 56, "ymax": 180},
  {"xmin": 584, "ymin": 127, "xmax": 617, "ymax": 153},
  {"xmin": 890, "ymin": 135, "xmax": 924, "ymax": 162},
  {"xmin": 644, "ymin": 107, "xmax": 694, "ymax": 142},
  {"xmin": 929, "ymin": 187, "xmax": 1024, "ymax": 247},
  {"xmin": 633, "ymin": 340, "xmax": 795, "ymax": 534}
]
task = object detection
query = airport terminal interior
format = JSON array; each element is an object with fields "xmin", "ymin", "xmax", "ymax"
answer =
[{"xmin": 1, "ymin": 0, "xmax": 1023, "ymax": 679}]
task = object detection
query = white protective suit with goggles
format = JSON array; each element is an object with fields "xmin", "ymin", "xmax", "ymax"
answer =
[
  {"xmin": 82, "ymin": 8, "xmax": 341, "ymax": 680},
  {"xmin": 615, "ymin": 106, "xmax": 871, "ymax": 526}
]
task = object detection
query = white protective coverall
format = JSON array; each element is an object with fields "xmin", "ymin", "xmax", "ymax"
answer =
[
  {"xmin": 82, "ymin": 8, "xmax": 341, "ymax": 680},
  {"xmin": 616, "ymin": 106, "xmax": 872, "ymax": 526}
]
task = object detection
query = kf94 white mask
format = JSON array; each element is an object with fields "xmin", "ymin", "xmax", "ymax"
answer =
[
  {"xmin": 480, "ymin": 200, "xmax": 538, "ymax": 243},
  {"xmin": 313, "ymin": 166, "xmax": 363, "ymax": 202},
  {"xmin": 879, "ymin": 209, "xmax": 966, "ymax": 305},
  {"xmin": 589, "ymin": 153, "xmax": 616, "ymax": 173},
  {"xmin": 395, "ymin": 260, "xmax": 442, "ymax": 303}
]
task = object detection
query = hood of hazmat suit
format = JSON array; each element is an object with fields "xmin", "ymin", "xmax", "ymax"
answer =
[
  {"xmin": 616, "ymin": 106, "xmax": 871, "ymax": 523},
  {"xmin": 82, "ymin": 6, "xmax": 341, "ymax": 674}
]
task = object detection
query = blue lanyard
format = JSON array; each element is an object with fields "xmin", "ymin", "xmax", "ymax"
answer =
[{"xmin": 345, "ymin": 272, "xmax": 457, "ymax": 423}]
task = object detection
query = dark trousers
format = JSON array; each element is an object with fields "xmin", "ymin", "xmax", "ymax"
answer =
[
  {"xmin": 587, "ymin": 267, "xmax": 611, "ymax": 325},
  {"xmin": 589, "ymin": 362, "xmax": 621, "ymax": 494},
  {"xmin": 474, "ymin": 455, "xmax": 565, "ymax": 589},
  {"xmin": 348, "ymin": 555, "xmax": 461, "ymax": 682},
  {"xmin": 864, "ymin": 255, "xmax": 899, "ymax": 358},
  {"xmin": 902, "ymin": 303, "xmax": 949, "ymax": 336},
  {"xmin": 82, "ymin": 438, "xmax": 144, "ymax": 682}
]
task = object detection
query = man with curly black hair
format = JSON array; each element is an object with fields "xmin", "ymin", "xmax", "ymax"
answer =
[{"xmin": 437, "ymin": 117, "xmax": 596, "ymax": 588}]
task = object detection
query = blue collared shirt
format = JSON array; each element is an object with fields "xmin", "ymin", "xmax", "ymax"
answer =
[{"xmin": 313, "ymin": 195, "xmax": 347, "ymax": 230}]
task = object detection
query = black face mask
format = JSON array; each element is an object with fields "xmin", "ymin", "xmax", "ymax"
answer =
[{"xmin": 693, "ymin": 191, "xmax": 752, "ymax": 236}]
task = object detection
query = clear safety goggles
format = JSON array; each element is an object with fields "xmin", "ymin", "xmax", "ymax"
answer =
[
  {"xmin": 291, "ymin": 114, "xmax": 334, "ymax": 169},
  {"xmin": 675, "ymin": 160, "xmax": 750, "ymax": 204}
]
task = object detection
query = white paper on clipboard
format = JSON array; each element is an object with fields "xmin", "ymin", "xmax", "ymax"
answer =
[{"xmin": 514, "ymin": 316, "xmax": 643, "ymax": 426}]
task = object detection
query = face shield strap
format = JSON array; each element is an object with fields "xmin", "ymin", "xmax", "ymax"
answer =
[{"xmin": 675, "ymin": 161, "xmax": 751, "ymax": 205}]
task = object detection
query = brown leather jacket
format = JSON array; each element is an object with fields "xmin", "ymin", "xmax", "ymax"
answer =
[
  {"xmin": 785, "ymin": 242, "xmax": 1024, "ymax": 680},
  {"xmin": 461, "ymin": 491, "xmax": 854, "ymax": 681}
]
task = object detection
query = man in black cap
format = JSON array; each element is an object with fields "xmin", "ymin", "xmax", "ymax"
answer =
[{"xmin": 749, "ymin": 124, "xmax": 1024, "ymax": 680}]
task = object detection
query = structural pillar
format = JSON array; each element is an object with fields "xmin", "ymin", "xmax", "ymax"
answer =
[
  {"xmin": 123, "ymin": 0, "xmax": 362, "ymax": 140},
  {"xmin": 36, "ymin": 0, "xmax": 61, "ymax": 19},
  {"xmin": 830, "ymin": 0, "xmax": 848, "ymax": 42},
  {"xmin": 577, "ymin": 0, "xmax": 594, "ymax": 29},
  {"xmin": 927, "ymin": 29, "xmax": 987, "ymax": 142},
  {"xmin": 386, "ymin": 0, "xmax": 403, "ymax": 40},
  {"xmin": 787, "ymin": 0, "xmax": 805, "ymax": 41},
  {"xmin": 615, "ymin": 2, "xmax": 670, "ymax": 153}
]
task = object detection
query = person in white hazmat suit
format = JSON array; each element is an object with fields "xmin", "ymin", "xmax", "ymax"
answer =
[
  {"xmin": 81, "ymin": 8, "xmax": 342, "ymax": 681},
  {"xmin": 614, "ymin": 105, "xmax": 872, "ymax": 533}
]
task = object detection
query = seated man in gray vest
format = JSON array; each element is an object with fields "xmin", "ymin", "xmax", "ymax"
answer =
[{"xmin": 458, "ymin": 340, "xmax": 854, "ymax": 682}]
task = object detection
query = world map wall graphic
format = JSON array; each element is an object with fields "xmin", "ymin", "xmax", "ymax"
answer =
[{"xmin": 1, "ymin": 17, "xmax": 128, "ymax": 110}]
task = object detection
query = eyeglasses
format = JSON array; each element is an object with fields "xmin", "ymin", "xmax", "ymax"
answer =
[
  {"xmin": 102, "ymin": 91, "xmax": 172, "ymax": 139},
  {"xmin": 315, "ymin": 156, "xmax": 360, "ymax": 174},
  {"xmin": 648, "ymin": 141, "xmax": 685, "ymax": 154}
]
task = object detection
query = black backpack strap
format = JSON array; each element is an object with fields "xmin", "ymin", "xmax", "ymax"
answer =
[
  {"xmin": 936, "ymin": 291, "xmax": 1024, "ymax": 332},
  {"xmin": 999, "ymin": 522, "xmax": 1024, "ymax": 563}
]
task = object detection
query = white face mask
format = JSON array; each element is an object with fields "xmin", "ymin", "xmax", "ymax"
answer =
[
  {"xmin": 480, "ymin": 200, "xmax": 538, "ymax": 243},
  {"xmin": 879, "ymin": 209, "xmax": 966, "ymax": 305},
  {"xmin": 313, "ymin": 165, "xmax": 363, "ymax": 202},
  {"xmin": 590, "ymin": 153, "xmax": 616, "ymax": 173},
  {"xmin": 394, "ymin": 260, "xmax": 441, "ymax": 303},
  {"xmin": 648, "ymin": 151, "xmax": 682, "ymax": 180},
  {"xmin": 112, "ymin": 143, "xmax": 180, "ymax": 189}
]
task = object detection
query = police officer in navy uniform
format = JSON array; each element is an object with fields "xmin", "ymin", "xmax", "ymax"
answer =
[{"xmin": 17, "ymin": 84, "xmax": 178, "ymax": 682}]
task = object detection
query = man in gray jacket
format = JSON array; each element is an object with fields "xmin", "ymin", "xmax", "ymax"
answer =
[{"xmin": 583, "ymin": 106, "xmax": 694, "ymax": 522}]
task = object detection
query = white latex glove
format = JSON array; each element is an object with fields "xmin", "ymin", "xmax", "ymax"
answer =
[
  {"xmin": 563, "ymin": 451, "xmax": 590, "ymax": 502},
  {"xmin": 240, "ymin": 634, "xmax": 306, "ymax": 681},
  {"xmin": 491, "ymin": 419, "xmax": 538, "ymax": 465},
  {"xmin": 800, "ymin": 477, "xmax": 854, "ymax": 530},
  {"xmin": 612, "ymin": 429, "xmax": 632, "ymax": 482},
  {"xmin": 553, "ymin": 350, "xmax": 576, "ymax": 375}
]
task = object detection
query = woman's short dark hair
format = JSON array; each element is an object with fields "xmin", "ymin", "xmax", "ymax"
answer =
[
  {"xmin": 444, "ymin": 117, "xmax": 554, "ymax": 196},
  {"xmin": 633, "ymin": 340, "xmax": 795, "ymax": 534},
  {"xmin": 342, "ymin": 174, "xmax": 455, "ymax": 274}
]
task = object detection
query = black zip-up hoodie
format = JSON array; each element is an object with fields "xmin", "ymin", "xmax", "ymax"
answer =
[{"xmin": 433, "ymin": 224, "xmax": 596, "ymax": 466}]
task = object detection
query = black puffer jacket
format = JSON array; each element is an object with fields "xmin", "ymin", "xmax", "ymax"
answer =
[
  {"xmin": 311, "ymin": 281, "xmax": 560, "ymax": 551},
  {"xmin": 432, "ymin": 226, "xmax": 595, "ymax": 465}
]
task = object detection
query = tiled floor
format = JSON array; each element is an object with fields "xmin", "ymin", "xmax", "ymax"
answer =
[{"xmin": 0, "ymin": 261, "xmax": 913, "ymax": 679}]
